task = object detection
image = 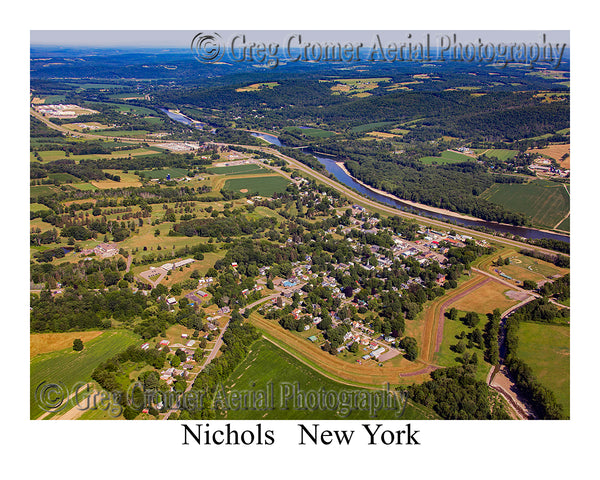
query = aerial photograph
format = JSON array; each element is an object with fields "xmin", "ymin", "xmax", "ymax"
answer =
[{"xmin": 29, "ymin": 29, "xmax": 571, "ymax": 424}]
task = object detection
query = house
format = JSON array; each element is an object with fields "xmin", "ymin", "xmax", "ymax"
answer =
[
  {"xmin": 307, "ymin": 335, "xmax": 318, "ymax": 342},
  {"xmin": 159, "ymin": 340, "xmax": 170, "ymax": 346},
  {"xmin": 371, "ymin": 347, "xmax": 386, "ymax": 358},
  {"xmin": 166, "ymin": 297, "xmax": 177, "ymax": 306},
  {"xmin": 141, "ymin": 343, "xmax": 150, "ymax": 350}
]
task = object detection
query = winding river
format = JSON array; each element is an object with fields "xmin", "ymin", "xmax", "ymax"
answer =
[{"xmin": 250, "ymin": 132, "xmax": 570, "ymax": 243}]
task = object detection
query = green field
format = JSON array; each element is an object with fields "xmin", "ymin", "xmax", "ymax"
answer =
[
  {"xmin": 94, "ymin": 129, "xmax": 150, "ymax": 138},
  {"xmin": 420, "ymin": 150, "xmax": 473, "ymax": 165},
  {"xmin": 516, "ymin": 322, "xmax": 570, "ymax": 417},
  {"xmin": 31, "ymin": 147, "xmax": 162, "ymax": 163},
  {"xmin": 284, "ymin": 127, "xmax": 337, "ymax": 139},
  {"xmin": 30, "ymin": 203, "xmax": 52, "ymax": 212},
  {"xmin": 30, "ymin": 185, "xmax": 59, "ymax": 198},
  {"xmin": 223, "ymin": 176, "xmax": 291, "ymax": 196},
  {"xmin": 92, "ymin": 102, "xmax": 157, "ymax": 115},
  {"xmin": 47, "ymin": 172, "xmax": 79, "ymax": 183},
  {"xmin": 31, "ymin": 330, "xmax": 140, "ymax": 419},
  {"xmin": 138, "ymin": 167, "xmax": 189, "ymax": 179},
  {"xmin": 480, "ymin": 179, "xmax": 570, "ymax": 229},
  {"xmin": 557, "ymin": 215, "xmax": 570, "ymax": 231},
  {"xmin": 435, "ymin": 311, "xmax": 492, "ymax": 383},
  {"xmin": 70, "ymin": 183, "xmax": 99, "ymax": 191},
  {"xmin": 220, "ymin": 339, "xmax": 438, "ymax": 420},
  {"xmin": 483, "ymin": 149, "xmax": 519, "ymax": 161},
  {"xmin": 207, "ymin": 164, "xmax": 266, "ymax": 175}
]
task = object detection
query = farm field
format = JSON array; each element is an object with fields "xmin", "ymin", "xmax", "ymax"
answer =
[
  {"xmin": 479, "ymin": 179, "xmax": 570, "ymax": 229},
  {"xmin": 235, "ymin": 82, "xmax": 279, "ymax": 92},
  {"xmin": 30, "ymin": 330, "xmax": 140, "ymax": 419},
  {"xmin": 528, "ymin": 143, "xmax": 570, "ymax": 168},
  {"xmin": 138, "ymin": 167, "xmax": 189, "ymax": 179},
  {"xmin": 420, "ymin": 150, "xmax": 473, "ymax": 165},
  {"xmin": 327, "ymin": 77, "xmax": 391, "ymax": 97},
  {"xmin": 482, "ymin": 149, "xmax": 519, "ymax": 161},
  {"xmin": 221, "ymin": 339, "xmax": 439, "ymax": 420},
  {"xmin": 70, "ymin": 182, "xmax": 98, "ymax": 191},
  {"xmin": 94, "ymin": 129, "xmax": 150, "ymax": 138},
  {"xmin": 30, "ymin": 185, "xmax": 60, "ymax": 198},
  {"xmin": 92, "ymin": 102, "xmax": 158, "ymax": 115},
  {"xmin": 223, "ymin": 175, "xmax": 291, "ymax": 196},
  {"xmin": 557, "ymin": 215, "xmax": 570, "ymax": 231},
  {"xmin": 207, "ymin": 164, "xmax": 266, "ymax": 175},
  {"xmin": 30, "ymin": 147, "xmax": 162, "ymax": 163},
  {"xmin": 31, "ymin": 331, "xmax": 104, "ymax": 358},
  {"xmin": 349, "ymin": 121, "xmax": 396, "ymax": 133},
  {"xmin": 517, "ymin": 322, "xmax": 570, "ymax": 416},
  {"xmin": 283, "ymin": 126, "xmax": 337, "ymax": 138},
  {"xmin": 30, "ymin": 202, "xmax": 52, "ymax": 212}
]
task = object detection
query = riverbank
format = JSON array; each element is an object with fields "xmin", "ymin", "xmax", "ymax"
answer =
[
  {"xmin": 336, "ymin": 161, "xmax": 482, "ymax": 222},
  {"xmin": 336, "ymin": 161, "xmax": 570, "ymax": 239}
]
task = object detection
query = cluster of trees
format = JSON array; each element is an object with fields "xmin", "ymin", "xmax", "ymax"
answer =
[
  {"xmin": 343, "ymin": 158, "xmax": 528, "ymax": 226},
  {"xmin": 407, "ymin": 365, "xmax": 510, "ymax": 419},
  {"xmin": 484, "ymin": 309, "xmax": 501, "ymax": 365},
  {"xmin": 30, "ymin": 288, "xmax": 145, "ymax": 332},
  {"xmin": 171, "ymin": 214, "xmax": 277, "ymax": 238}
]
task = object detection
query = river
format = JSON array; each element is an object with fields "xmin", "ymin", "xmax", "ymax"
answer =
[
  {"xmin": 159, "ymin": 108, "xmax": 206, "ymax": 129},
  {"xmin": 250, "ymin": 132, "xmax": 570, "ymax": 242}
]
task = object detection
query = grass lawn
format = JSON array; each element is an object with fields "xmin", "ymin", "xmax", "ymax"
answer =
[
  {"xmin": 420, "ymin": 150, "xmax": 473, "ymax": 165},
  {"xmin": 223, "ymin": 175, "xmax": 291, "ymax": 197},
  {"xmin": 451, "ymin": 280, "xmax": 520, "ymax": 315},
  {"xmin": 31, "ymin": 329, "xmax": 140, "ymax": 419},
  {"xmin": 220, "ymin": 338, "xmax": 439, "ymax": 420},
  {"xmin": 479, "ymin": 179, "xmax": 570, "ymax": 229},
  {"xmin": 517, "ymin": 322, "xmax": 570, "ymax": 416}
]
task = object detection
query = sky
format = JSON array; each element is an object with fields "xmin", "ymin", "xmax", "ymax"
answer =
[{"xmin": 30, "ymin": 30, "xmax": 569, "ymax": 48}]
